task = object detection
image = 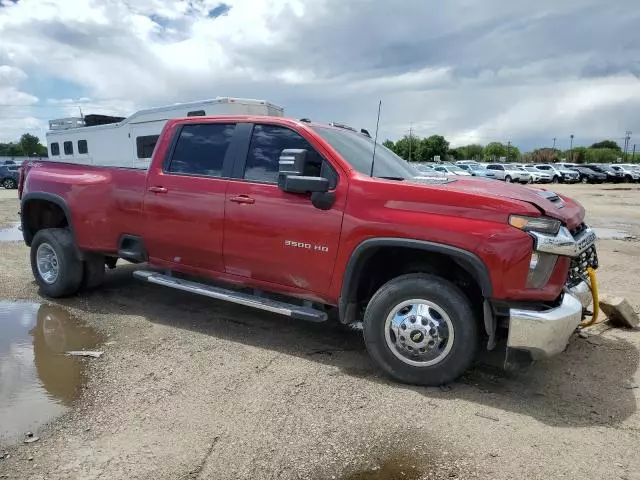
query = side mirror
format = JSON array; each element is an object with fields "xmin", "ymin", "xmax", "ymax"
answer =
[
  {"xmin": 278, "ymin": 149, "xmax": 308, "ymax": 176},
  {"xmin": 278, "ymin": 175, "xmax": 329, "ymax": 194}
]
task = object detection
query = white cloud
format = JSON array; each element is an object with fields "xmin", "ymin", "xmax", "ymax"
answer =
[{"xmin": 0, "ymin": 0, "xmax": 638, "ymax": 148}]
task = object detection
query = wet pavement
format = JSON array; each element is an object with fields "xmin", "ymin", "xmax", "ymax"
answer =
[
  {"xmin": 0, "ymin": 223, "xmax": 22, "ymax": 242},
  {"xmin": 0, "ymin": 302, "xmax": 104, "ymax": 445}
]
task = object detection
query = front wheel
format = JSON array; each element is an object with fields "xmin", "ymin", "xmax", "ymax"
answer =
[
  {"xmin": 30, "ymin": 229, "xmax": 83, "ymax": 298},
  {"xmin": 552, "ymin": 176, "xmax": 559, "ymax": 184},
  {"xmin": 504, "ymin": 176, "xmax": 512, "ymax": 183},
  {"xmin": 581, "ymin": 176, "xmax": 588, "ymax": 184},
  {"xmin": 362, "ymin": 273, "xmax": 479, "ymax": 386}
]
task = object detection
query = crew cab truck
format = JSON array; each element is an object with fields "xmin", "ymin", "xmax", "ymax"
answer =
[{"xmin": 18, "ymin": 116, "xmax": 598, "ymax": 385}]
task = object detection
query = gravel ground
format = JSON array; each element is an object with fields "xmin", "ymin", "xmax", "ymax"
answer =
[{"xmin": 1, "ymin": 185, "xmax": 639, "ymax": 480}]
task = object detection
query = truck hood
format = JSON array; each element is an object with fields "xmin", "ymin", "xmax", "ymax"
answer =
[{"xmin": 424, "ymin": 176, "xmax": 584, "ymax": 229}]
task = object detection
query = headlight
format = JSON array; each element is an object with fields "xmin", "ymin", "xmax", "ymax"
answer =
[
  {"xmin": 527, "ymin": 252, "xmax": 558, "ymax": 288},
  {"xmin": 509, "ymin": 215, "xmax": 561, "ymax": 235}
]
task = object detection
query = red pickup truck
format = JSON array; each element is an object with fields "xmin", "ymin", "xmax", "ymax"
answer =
[{"xmin": 18, "ymin": 116, "xmax": 598, "ymax": 385}]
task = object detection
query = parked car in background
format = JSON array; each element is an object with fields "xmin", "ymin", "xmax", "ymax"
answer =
[
  {"xmin": 413, "ymin": 163, "xmax": 446, "ymax": 177},
  {"xmin": 433, "ymin": 164, "xmax": 473, "ymax": 176},
  {"xmin": 457, "ymin": 163, "xmax": 497, "ymax": 179},
  {"xmin": 610, "ymin": 164, "xmax": 640, "ymax": 182},
  {"xmin": 534, "ymin": 164, "xmax": 579, "ymax": 183},
  {"xmin": 569, "ymin": 166, "xmax": 607, "ymax": 184},
  {"xmin": 0, "ymin": 164, "xmax": 19, "ymax": 189},
  {"xmin": 522, "ymin": 165, "xmax": 552, "ymax": 183},
  {"xmin": 0, "ymin": 159, "xmax": 17, "ymax": 166},
  {"xmin": 485, "ymin": 163, "xmax": 531, "ymax": 183},
  {"xmin": 584, "ymin": 164, "xmax": 624, "ymax": 183}
]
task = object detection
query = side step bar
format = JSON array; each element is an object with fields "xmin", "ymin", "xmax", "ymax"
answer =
[{"xmin": 133, "ymin": 270, "xmax": 328, "ymax": 323}]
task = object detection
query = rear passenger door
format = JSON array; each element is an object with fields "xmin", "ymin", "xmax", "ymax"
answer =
[
  {"xmin": 143, "ymin": 122, "xmax": 238, "ymax": 273},
  {"xmin": 223, "ymin": 123, "xmax": 346, "ymax": 295}
]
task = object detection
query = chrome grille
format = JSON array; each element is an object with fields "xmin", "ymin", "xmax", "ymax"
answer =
[{"xmin": 567, "ymin": 244, "xmax": 598, "ymax": 287}]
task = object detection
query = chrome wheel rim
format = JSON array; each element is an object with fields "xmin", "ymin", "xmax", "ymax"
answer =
[
  {"xmin": 2, "ymin": 179, "xmax": 13, "ymax": 188},
  {"xmin": 36, "ymin": 242, "xmax": 59, "ymax": 284},
  {"xmin": 384, "ymin": 299, "xmax": 455, "ymax": 367}
]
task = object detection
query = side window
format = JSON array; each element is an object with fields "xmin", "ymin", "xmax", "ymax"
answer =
[
  {"xmin": 63, "ymin": 141, "xmax": 73, "ymax": 155},
  {"xmin": 78, "ymin": 140, "xmax": 88, "ymax": 154},
  {"xmin": 167, "ymin": 123, "xmax": 235, "ymax": 177},
  {"xmin": 50, "ymin": 143, "xmax": 60, "ymax": 156},
  {"xmin": 136, "ymin": 135, "xmax": 160, "ymax": 159},
  {"xmin": 434, "ymin": 167, "xmax": 445, "ymax": 172},
  {"xmin": 244, "ymin": 124, "xmax": 337, "ymax": 187}
]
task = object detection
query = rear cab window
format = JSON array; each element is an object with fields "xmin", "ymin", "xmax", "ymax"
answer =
[{"xmin": 166, "ymin": 123, "xmax": 236, "ymax": 177}]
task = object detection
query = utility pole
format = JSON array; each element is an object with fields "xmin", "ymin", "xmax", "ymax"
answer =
[
  {"xmin": 569, "ymin": 134, "xmax": 574, "ymax": 162},
  {"xmin": 632, "ymin": 144, "xmax": 636, "ymax": 162},
  {"xmin": 552, "ymin": 137, "xmax": 556, "ymax": 150},
  {"xmin": 506, "ymin": 141, "xmax": 511, "ymax": 162},
  {"xmin": 408, "ymin": 123, "xmax": 413, "ymax": 162},
  {"xmin": 623, "ymin": 131, "xmax": 632, "ymax": 161}
]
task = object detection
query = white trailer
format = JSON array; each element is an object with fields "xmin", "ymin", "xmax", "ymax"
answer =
[{"xmin": 45, "ymin": 97, "xmax": 284, "ymax": 169}]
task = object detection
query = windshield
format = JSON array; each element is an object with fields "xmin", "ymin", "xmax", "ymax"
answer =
[
  {"xmin": 415, "ymin": 164, "xmax": 435, "ymax": 172},
  {"xmin": 311, "ymin": 126, "xmax": 419, "ymax": 179},
  {"xmin": 525, "ymin": 166, "xmax": 538, "ymax": 172},
  {"xmin": 447, "ymin": 165, "xmax": 465, "ymax": 172}
]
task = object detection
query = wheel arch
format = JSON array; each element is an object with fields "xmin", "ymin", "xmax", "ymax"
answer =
[
  {"xmin": 21, "ymin": 192, "xmax": 76, "ymax": 248},
  {"xmin": 338, "ymin": 238, "xmax": 493, "ymax": 324}
]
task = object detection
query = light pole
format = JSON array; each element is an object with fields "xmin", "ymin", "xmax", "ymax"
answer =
[
  {"xmin": 552, "ymin": 137, "xmax": 557, "ymax": 150},
  {"xmin": 623, "ymin": 131, "xmax": 632, "ymax": 161},
  {"xmin": 569, "ymin": 134, "xmax": 574, "ymax": 162}
]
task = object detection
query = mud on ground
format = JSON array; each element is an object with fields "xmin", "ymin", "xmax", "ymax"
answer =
[{"xmin": 0, "ymin": 185, "xmax": 639, "ymax": 480}]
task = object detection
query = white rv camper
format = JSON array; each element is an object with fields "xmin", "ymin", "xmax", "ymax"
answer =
[{"xmin": 45, "ymin": 97, "xmax": 285, "ymax": 169}]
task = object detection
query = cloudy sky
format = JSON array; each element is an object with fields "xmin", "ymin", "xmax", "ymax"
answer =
[{"xmin": 0, "ymin": 0, "xmax": 639, "ymax": 151}]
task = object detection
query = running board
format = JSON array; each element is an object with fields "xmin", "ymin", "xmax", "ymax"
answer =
[{"xmin": 133, "ymin": 270, "xmax": 328, "ymax": 323}]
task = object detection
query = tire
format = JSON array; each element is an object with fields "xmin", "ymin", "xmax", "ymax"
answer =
[
  {"xmin": 528, "ymin": 177, "xmax": 534, "ymax": 184},
  {"xmin": 81, "ymin": 253, "xmax": 105, "ymax": 291},
  {"xmin": 552, "ymin": 176, "xmax": 559, "ymax": 184},
  {"xmin": 504, "ymin": 176, "xmax": 512, "ymax": 183},
  {"xmin": 581, "ymin": 176, "xmax": 588, "ymax": 184},
  {"xmin": 362, "ymin": 273, "xmax": 479, "ymax": 386},
  {"xmin": 2, "ymin": 178, "xmax": 17, "ymax": 189},
  {"xmin": 30, "ymin": 228, "xmax": 83, "ymax": 298}
]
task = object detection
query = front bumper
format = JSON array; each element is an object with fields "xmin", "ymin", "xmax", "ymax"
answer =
[
  {"xmin": 504, "ymin": 225, "xmax": 597, "ymax": 367},
  {"xmin": 507, "ymin": 282, "xmax": 590, "ymax": 362}
]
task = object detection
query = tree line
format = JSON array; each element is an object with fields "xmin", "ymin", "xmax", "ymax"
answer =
[
  {"xmin": 382, "ymin": 135, "xmax": 632, "ymax": 164},
  {"xmin": 0, "ymin": 134, "xmax": 48, "ymax": 157}
]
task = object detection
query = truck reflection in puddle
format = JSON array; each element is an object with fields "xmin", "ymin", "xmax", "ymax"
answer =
[{"xmin": 0, "ymin": 302, "xmax": 104, "ymax": 444}]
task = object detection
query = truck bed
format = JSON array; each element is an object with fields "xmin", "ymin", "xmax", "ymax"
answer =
[{"xmin": 21, "ymin": 161, "xmax": 147, "ymax": 253}]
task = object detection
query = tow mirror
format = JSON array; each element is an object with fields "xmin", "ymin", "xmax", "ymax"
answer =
[
  {"xmin": 278, "ymin": 149, "xmax": 307, "ymax": 176},
  {"xmin": 278, "ymin": 175, "xmax": 329, "ymax": 194}
]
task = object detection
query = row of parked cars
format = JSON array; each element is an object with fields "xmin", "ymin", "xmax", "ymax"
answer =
[
  {"xmin": 0, "ymin": 160, "xmax": 19, "ymax": 189},
  {"xmin": 414, "ymin": 160, "xmax": 640, "ymax": 184}
]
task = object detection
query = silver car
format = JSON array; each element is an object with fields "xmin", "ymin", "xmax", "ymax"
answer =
[{"xmin": 485, "ymin": 163, "xmax": 531, "ymax": 183}]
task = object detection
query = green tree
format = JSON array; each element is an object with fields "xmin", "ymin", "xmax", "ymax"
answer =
[
  {"xmin": 565, "ymin": 147, "xmax": 587, "ymax": 164},
  {"xmin": 583, "ymin": 148, "xmax": 621, "ymax": 164},
  {"xmin": 483, "ymin": 142, "xmax": 507, "ymax": 160},
  {"xmin": 506, "ymin": 145, "xmax": 521, "ymax": 162},
  {"xmin": 530, "ymin": 148, "xmax": 560, "ymax": 163},
  {"xmin": 391, "ymin": 135, "xmax": 419, "ymax": 161},
  {"xmin": 382, "ymin": 139, "xmax": 396, "ymax": 152},
  {"xmin": 590, "ymin": 140, "xmax": 621, "ymax": 151},
  {"xmin": 455, "ymin": 144, "xmax": 484, "ymax": 160},
  {"xmin": 416, "ymin": 135, "xmax": 449, "ymax": 162}
]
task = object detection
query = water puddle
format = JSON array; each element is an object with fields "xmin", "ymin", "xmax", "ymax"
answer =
[
  {"xmin": 341, "ymin": 455, "xmax": 422, "ymax": 480},
  {"xmin": 592, "ymin": 227, "xmax": 634, "ymax": 240},
  {"xmin": 0, "ymin": 302, "xmax": 104, "ymax": 445},
  {"xmin": 0, "ymin": 223, "xmax": 22, "ymax": 242}
]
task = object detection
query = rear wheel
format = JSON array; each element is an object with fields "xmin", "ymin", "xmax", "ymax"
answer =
[
  {"xmin": 2, "ymin": 178, "xmax": 17, "ymax": 189},
  {"xmin": 552, "ymin": 176, "xmax": 559, "ymax": 184},
  {"xmin": 504, "ymin": 175, "xmax": 512, "ymax": 183},
  {"xmin": 362, "ymin": 273, "xmax": 479, "ymax": 386},
  {"xmin": 30, "ymin": 229, "xmax": 83, "ymax": 298},
  {"xmin": 581, "ymin": 176, "xmax": 588, "ymax": 184}
]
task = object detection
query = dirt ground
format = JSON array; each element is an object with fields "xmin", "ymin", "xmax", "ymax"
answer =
[{"xmin": 1, "ymin": 184, "xmax": 639, "ymax": 480}]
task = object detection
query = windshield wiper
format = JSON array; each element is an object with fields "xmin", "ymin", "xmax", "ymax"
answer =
[{"xmin": 377, "ymin": 176, "xmax": 405, "ymax": 181}]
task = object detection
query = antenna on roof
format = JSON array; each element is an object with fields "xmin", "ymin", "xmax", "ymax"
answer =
[{"xmin": 369, "ymin": 100, "xmax": 382, "ymax": 177}]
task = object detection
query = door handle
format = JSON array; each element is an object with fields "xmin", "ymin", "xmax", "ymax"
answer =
[
  {"xmin": 148, "ymin": 186, "xmax": 168, "ymax": 194},
  {"xmin": 229, "ymin": 195, "xmax": 255, "ymax": 204}
]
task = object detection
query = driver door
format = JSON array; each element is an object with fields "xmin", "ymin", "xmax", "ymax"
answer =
[{"xmin": 223, "ymin": 123, "xmax": 347, "ymax": 295}]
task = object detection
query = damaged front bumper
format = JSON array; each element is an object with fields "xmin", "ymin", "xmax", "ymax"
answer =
[
  {"xmin": 504, "ymin": 225, "xmax": 597, "ymax": 368},
  {"xmin": 505, "ymin": 281, "xmax": 591, "ymax": 367}
]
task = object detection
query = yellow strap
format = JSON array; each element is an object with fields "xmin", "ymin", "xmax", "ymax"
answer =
[{"xmin": 580, "ymin": 267, "xmax": 599, "ymax": 327}]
